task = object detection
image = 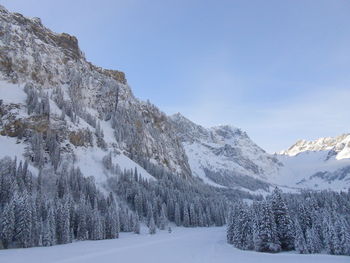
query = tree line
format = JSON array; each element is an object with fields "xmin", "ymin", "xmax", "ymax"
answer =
[
  {"xmin": 106, "ymin": 158, "xmax": 228, "ymax": 229},
  {"xmin": 227, "ymin": 187, "xmax": 350, "ymax": 256},
  {"xmin": 0, "ymin": 157, "xmax": 139, "ymax": 249}
]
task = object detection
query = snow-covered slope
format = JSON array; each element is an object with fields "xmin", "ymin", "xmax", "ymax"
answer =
[
  {"xmin": 274, "ymin": 135, "xmax": 350, "ymax": 191},
  {"xmin": 170, "ymin": 113, "xmax": 282, "ymax": 192},
  {"xmin": 171, "ymin": 112, "xmax": 350, "ymax": 192},
  {"xmin": 0, "ymin": 5, "xmax": 190, "ymax": 185},
  {"xmin": 279, "ymin": 133, "xmax": 350, "ymax": 160}
]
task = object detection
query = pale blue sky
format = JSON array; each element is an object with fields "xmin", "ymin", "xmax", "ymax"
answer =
[{"xmin": 2, "ymin": 0, "xmax": 350, "ymax": 152}]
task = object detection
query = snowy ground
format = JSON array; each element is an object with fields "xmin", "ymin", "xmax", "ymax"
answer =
[{"xmin": 0, "ymin": 227, "xmax": 348, "ymax": 263}]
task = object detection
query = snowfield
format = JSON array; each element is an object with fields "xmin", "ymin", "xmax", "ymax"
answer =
[{"xmin": 0, "ymin": 227, "xmax": 348, "ymax": 263}]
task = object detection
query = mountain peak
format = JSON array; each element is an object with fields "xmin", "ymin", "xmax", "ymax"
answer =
[{"xmin": 279, "ymin": 133, "xmax": 350, "ymax": 160}]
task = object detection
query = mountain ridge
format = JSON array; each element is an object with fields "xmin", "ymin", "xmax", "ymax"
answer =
[
  {"xmin": 0, "ymin": 5, "xmax": 349, "ymax": 193},
  {"xmin": 170, "ymin": 112, "xmax": 282, "ymax": 191},
  {"xmin": 279, "ymin": 133, "xmax": 350, "ymax": 160}
]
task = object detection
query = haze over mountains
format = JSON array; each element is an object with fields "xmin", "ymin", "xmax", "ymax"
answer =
[{"xmin": 0, "ymin": 5, "xmax": 349, "ymax": 196}]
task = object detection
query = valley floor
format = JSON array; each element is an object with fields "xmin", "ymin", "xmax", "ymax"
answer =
[{"xmin": 0, "ymin": 226, "xmax": 348, "ymax": 263}]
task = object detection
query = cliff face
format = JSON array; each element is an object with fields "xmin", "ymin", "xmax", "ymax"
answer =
[{"xmin": 0, "ymin": 5, "xmax": 191, "ymax": 178}]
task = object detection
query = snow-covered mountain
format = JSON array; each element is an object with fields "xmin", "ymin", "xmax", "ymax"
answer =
[
  {"xmin": 0, "ymin": 5, "xmax": 349, "ymax": 195},
  {"xmin": 273, "ymin": 134, "xmax": 350, "ymax": 191},
  {"xmin": 170, "ymin": 113, "xmax": 282, "ymax": 192},
  {"xmin": 0, "ymin": 5, "xmax": 191, "ymax": 184},
  {"xmin": 279, "ymin": 134, "xmax": 350, "ymax": 160},
  {"xmin": 0, "ymin": 5, "xmax": 280, "ymax": 195},
  {"xmin": 170, "ymin": 111, "xmax": 350, "ymax": 192}
]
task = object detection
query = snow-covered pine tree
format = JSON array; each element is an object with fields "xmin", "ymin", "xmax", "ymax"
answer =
[
  {"xmin": 76, "ymin": 201, "xmax": 88, "ymax": 241},
  {"xmin": 226, "ymin": 207, "xmax": 235, "ymax": 245},
  {"xmin": 159, "ymin": 203, "xmax": 168, "ymax": 230},
  {"xmin": 174, "ymin": 202, "xmax": 181, "ymax": 226},
  {"xmin": 14, "ymin": 191, "xmax": 33, "ymax": 248},
  {"xmin": 149, "ymin": 216, "xmax": 156, "ymax": 235},
  {"xmin": 91, "ymin": 199, "xmax": 103, "ymax": 240},
  {"xmin": 56, "ymin": 199, "xmax": 70, "ymax": 244},
  {"xmin": 232, "ymin": 202, "xmax": 253, "ymax": 250},
  {"xmin": 134, "ymin": 194, "xmax": 143, "ymax": 218},
  {"xmin": 47, "ymin": 203, "xmax": 56, "ymax": 246},
  {"xmin": 253, "ymin": 201, "xmax": 280, "ymax": 253},
  {"xmin": 333, "ymin": 216, "xmax": 349, "ymax": 255},
  {"xmin": 146, "ymin": 202, "xmax": 153, "ymax": 227},
  {"xmin": 189, "ymin": 203, "xmax": 197, "ymax": 227},
  {"xmin": 294, "ymin": 218, "xmax": 309, "ymax": 254},
  {"xmin": 0, "ymin": 199, "xmax": 15, "ymax": 248},
  {"xmin": 0, "ymin": 158, "xmax": 17, "ymax": 207},
  {"xmin": 133, "ymin": 213, "xmax": 140, "ymax": 234},
  {"xmin": 270, "ymin": 187, "xmax": 294, "ymax": 250},
  {"xmin": 305, "ymin": 226, "xmax": 322, "ymax": 253},
  {"xmin": 183, "ymin": 203, "xmax": 190, "ymax": 227}
]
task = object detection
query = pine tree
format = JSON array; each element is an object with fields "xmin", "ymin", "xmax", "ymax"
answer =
[
  {"xmin": 14, "ymin": 191, "xmax": 33, "ymax": 248},
  {"xmin": 47, "ymin": 203, "xmax": 56, "ymax": 245},
  {"xmin": 56, "ymin": 200, "xmax": 70, "ymax": 244},
  {"xmin": 159, "ymin": 204, "xmax": 167, "ymax": 230},
  {"xmin": 294, "ymin": 219, "xmax": 309, "ymax": 254},
  {"xmin": 323, "ymin": 212, "xmax": 336, "ymax": 255},
  {"xmin": 305, "ymin": 226, "xmax": 322, "ymax": 253},
  {"xmin": 333, "ymin": 216, "xmax": 347, "ymax": 255},
  {"xmin": 270, "ymin": 187, "xmax": 294, "ymax": 250},
  {"xmin": 253, "ymin": 201, "xmax": 280, "ymax": 253},
  {"xmin": 42, "ymin": 218, "xmax": 53, "ymax": 246},
  {"xmin": 189, "ymin": 203, "xmax": 196, "ymax": 226},
  {"xmin": 0, "ymin": 200, "xmax": 15, "ymax": 248},
  {"xmin": 105, "ymin": 201, "xmax": 119, "ymax": 239},
  {"xmin": 149, "ymin": 216, "xmax": 156, "ymax": 235},
  {"xmin": 134, "ymin": 194, "xmax": 143, "ymax": 217},
  {"xmin": 226, "ymin": 208, "xmax": 235, "ymax": 245},
  {"xmin": 146, "ymin": 202, "xmax": 153, "ymax": 227},
  {"xmin": 30, "ymin": 200, "xmax": 41, "ymax": 247},
  {"xmin": 232, "ymin": 203, "xmax": 253, "ymax": 250},
  {"xmin": 76, "ymin": 203, "xmax": 88, "ymax": 240},
  {"xmin": 174, "ymin": 202, "xmax": 181, "ymax": 226},
  {"xmin": 91, "ymin": 199, "xmax": 103, "ymax": 240},
  {"xmin": 133, "ymin": 213, "xmax": 140, "ymax": 234},
  {"xmin": 183, "ymin": 203, "xmax": 190, "ymax": 227},
  {"xmin": 0, "ymin": 158, "xmax": 17, "ymax": 207}
]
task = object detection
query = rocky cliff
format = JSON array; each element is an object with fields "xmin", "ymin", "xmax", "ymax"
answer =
[{"xmin": 0, "ymin": 5, "xmax": 191, "ymax": 179}]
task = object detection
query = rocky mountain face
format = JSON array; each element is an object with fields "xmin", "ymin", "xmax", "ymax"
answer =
[
  {"xmin": 170, "ymin": 113, "xmax": 282, "ymax": 192},
  {"xmin": 0, "ymin": 5, "xmax": 190, "ymax": 179}
]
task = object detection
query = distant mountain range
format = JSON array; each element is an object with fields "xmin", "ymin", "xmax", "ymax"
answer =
[
  {"xmin": 279, "ymin": 133, "xmax": 350, "ymax": 159},
  {"xmin": 274, "ymin": 134, "xmax": 350, "ymax": 191},
  {"xmin": 171, "ymin": 113, "xmax": 350, "ymax": 192}
]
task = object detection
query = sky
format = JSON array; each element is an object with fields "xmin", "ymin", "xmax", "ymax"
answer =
[{"xmin": 1, "ymin": 0, "xmax": 350, "ymax": 152}]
